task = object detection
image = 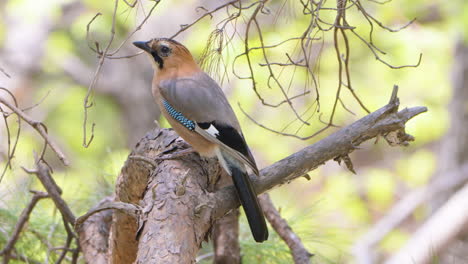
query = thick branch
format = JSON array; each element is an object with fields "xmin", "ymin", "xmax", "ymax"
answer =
[
  {"xmin": 212, "ymin": 92, "xmax": 427, "ymax": 219},
  {"xmin": 212, "ymin": 171, "xmax": 241, "ymax": 264},
  {"xmin": 106, "ymin": 89, "xmax": 425, "ymax": 263},
  {"xmin": 77, "ymin": 196, "xmax": 114, "ymax": 264}
]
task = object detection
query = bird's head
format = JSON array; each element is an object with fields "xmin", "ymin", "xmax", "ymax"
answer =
[{"xmin": 133, "ymin": 38, "xmax": 198, "ymax": 74}]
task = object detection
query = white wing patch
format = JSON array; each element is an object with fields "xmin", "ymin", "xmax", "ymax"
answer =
[{"xmin": 205, "ymin": 124, "xmax": 220, "ymax": 137}]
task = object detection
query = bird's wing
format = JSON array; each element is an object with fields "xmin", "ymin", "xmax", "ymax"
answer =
[{"xmin": 159, "ymin": 72, "xmax": 259, "ymax": 175}]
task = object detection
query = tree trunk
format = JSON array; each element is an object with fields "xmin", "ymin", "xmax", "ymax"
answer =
[
  {"xmin": 77, "ymin": 89, "xmax": 425, "ymax": 263},
  {"xmin": 436, "ymin": 38, "xmax": 468, "ymax": 263}
]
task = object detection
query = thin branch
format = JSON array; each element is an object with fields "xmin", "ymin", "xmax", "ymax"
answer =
[
  {"xmin": 7, "ymin": 251, "xmax": 41, "ymax": 264},
  {"xmin": 170, "ymin": 0, "xmax": 242, "ymax": 39},
  {"xmin": 0, "ymin": 191, "xmax": 49, "ymax": 263},
  {"xmin": 0, "ymin": 92, "xmax": 69, "ymax": 166},
  {"xmin": 0, "ymin": 65, "xmax": 10, "ymax": 78},
  {"xmin": 259, "ymin": 194, "xmax": 312, "ymax": 264},
  {"xmin": 55, "ymin": 216, "xmax": 74, "ymax": 264},
  {"xmin": 75, "ymin": 201, "xmax": 140, "ymax": 229},
  {"xmin": 22, "ymin": 159, "xmax": 75, "ymax": 225}
]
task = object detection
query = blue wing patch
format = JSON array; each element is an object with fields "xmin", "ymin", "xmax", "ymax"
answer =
[{"xmin": 163, "ymin": 100, "xmax": 195, "ymax": 130}]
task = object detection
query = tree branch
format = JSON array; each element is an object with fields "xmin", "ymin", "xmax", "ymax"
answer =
[
  {"xmin": 211, "ymin": 87, "xmax": 427, "ymax": 219},
  {"xmin": 0, "ymin": 191, "xmax": 49, "ymax": 263},
  {"xmin": 212, "ymin": 170, "xmax": 241, "ymax": 264},
  {"xmin": 76, "ymin": 196, "xmax": 114, "ymax": 264},
  {"xmin": 259, "ymin": 194, "xmax": 312, "ymax": 264},
  {"xmin": 23, "ymin": 159, "xmax": 75, "ymax": 224},
  {"xmin": 0, "ymin": 95, "xmax": 69, "ymax": 166},
  {"xmin": 102, "ymin": 86, "xmax": 426, "ymax": 263}
]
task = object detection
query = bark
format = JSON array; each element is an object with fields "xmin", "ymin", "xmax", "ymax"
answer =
[
  {"xmin": 99, "ymin": 87, "xmax": 425, "ymax": 263},
  {"xmin": 212, "ymin": 210, "xmax": 240, "ymax": 264},
  {"xmin": 134, "ymin": 148, "xmax": 220, "ymax": 264},
  {"xmin": 212, "ymin": 171, "xmax": 241, "ymax": 264},
  {"xmin": 77, "ymin": 196, "xmax": 113, "ymax": 264},
  {"xmin": 108, "ymin": 130, "xmax": 181, "ymax": 264},
  {"xmin": 211, "ymin": 94, "xmax": 426, "ymax": 220}
]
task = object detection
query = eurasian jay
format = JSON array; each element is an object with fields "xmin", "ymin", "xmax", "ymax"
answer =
[{"xmin": 133, "ymin": 38, "xmax": 268, "ymax": 242}]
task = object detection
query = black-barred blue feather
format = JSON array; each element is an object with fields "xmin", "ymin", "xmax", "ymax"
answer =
[{"xmin": 163, "ymin": 100, "xmax": 195, "ymax": 130}]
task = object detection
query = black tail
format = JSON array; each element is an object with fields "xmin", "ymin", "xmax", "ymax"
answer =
[{"xmin": 229, "ymin": 164, "xmax": 269, "ymax": 242}]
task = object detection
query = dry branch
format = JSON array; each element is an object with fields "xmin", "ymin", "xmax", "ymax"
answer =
[
  {"xmin": 0, "ymin": 191, "xmax": 49, "ymax": 263},
  {"xmin": 23, "ymin": 160, "xmax": 75, "ymax": 225},
  {"xmin": 259, "ymin": 194, "xmax": 312, "ymax": 264},
  {"xmin": 0, "ymin": 95, "xmax": 69, "ymax": 165},
  {"xmin": 211, "ymin": 88, "xmax": 426, "ymax": 220},
  {"xmin": 100, "ymin": 86, "xmax": 425, "ymax": 263}
]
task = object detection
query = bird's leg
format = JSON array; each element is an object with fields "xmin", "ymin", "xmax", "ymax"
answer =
[{"xmin": 155, "ymin": 147, "xmax": 196, "ymax": 160}]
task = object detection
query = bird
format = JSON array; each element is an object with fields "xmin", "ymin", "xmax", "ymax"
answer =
[{"xmin": 133, "ymin": 38, "xmax": 268, "ymax": 243}]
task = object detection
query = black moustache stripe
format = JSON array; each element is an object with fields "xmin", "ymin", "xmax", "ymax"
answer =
[{"xmin": 151, "ymin": 51, "xmax": 164, "ymax": 69}]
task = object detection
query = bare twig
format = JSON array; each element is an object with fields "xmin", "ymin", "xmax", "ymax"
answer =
[
  {"xmin": 55, "ymin": 216, "xmax": 74, "ymax": 264},
  {"xmin": 0, "ymin": 65, "xmax": 10, "ymax": 78},
  {"xmin": 75, "ymin": 201, "xmax": 140, "ymax": 229},
  {"xmin": 23, "ymin": 159, "xmax": 75, "ymax": 224},
  {"xmin": 7, "ymin": 251, "xmax": 41, "ymax": 264},
  {"xmin": 0, "ymin": 90, "xmax": 21, "ymax": 183},
  {"xmin": 83, "ymin": 0, "xmax": 161, "ymax": 147},
  {"xmin": 0, "ymin": 191, "xmax": 49, "ymax": 263},
  {"xmin": 0, "ymin": 91, "xmax": 69, "ymax": 165},
  {"xmin": 170, "ymin": 0, "xmax": 242, "ymax": 39},
  {"xmin": 259, "ymin": 194, "xmax": 312, "ymax": 264}
]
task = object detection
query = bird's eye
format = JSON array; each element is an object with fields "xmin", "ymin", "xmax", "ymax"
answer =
[{"xmin": 160, "ymin": 46, "xmax": 171, "ymax": 56}]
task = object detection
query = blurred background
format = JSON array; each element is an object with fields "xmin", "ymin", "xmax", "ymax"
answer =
[{"xmin": 1, "ymin": 0, "xmax": 467, "ymax": 263}]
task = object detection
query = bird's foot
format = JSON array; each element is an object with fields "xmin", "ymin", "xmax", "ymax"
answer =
[{"xmin": 155, "ymin": 147, "xmax": 196, "ymax": 160}]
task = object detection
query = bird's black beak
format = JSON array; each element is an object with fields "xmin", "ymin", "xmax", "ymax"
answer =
[{"xmin": 133, "ymin": 41, "xmax": 152, "ymax": 53}]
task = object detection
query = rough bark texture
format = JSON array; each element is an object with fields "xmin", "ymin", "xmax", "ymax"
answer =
[
  {"xmin": 212, "ymin": 210, "xmax": 240, "ymax": 264},
  {"xmin": 210, "ymin": 96, "xmax": 426, "ymax": 221},
  {"xmin": 79, "ymin": 89, "xmax": 425, "ymax": 263},
  {"xmin": 108, "ymin": 130, "xmax": 181, "ymax": 264},
  {"xmin": 212, "ymin": 171, "xmax": 241, "ymax": 264},
  {"xmin": 77, "ymin": 196, "xmax": 113, "ymax": 264},
  {"xmin": 133, "ymin": 133, "xmax": 221, "ymax": 264}
]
